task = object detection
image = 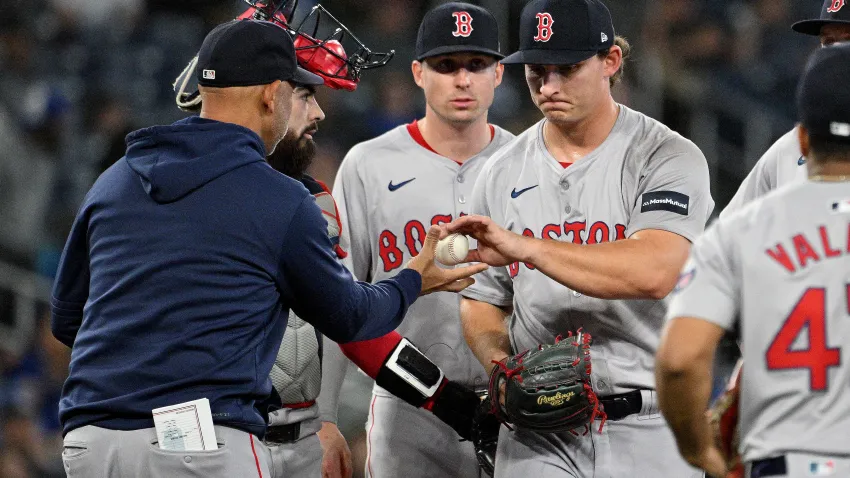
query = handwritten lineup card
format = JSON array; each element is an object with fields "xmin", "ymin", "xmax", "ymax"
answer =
[{"xmin": 152, "ymin": 398, "xmax": 218, "ymax": 451}]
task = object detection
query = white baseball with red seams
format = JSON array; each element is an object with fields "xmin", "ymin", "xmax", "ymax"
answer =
[{"xmin": 435, "ymin": 233, "xmax": 469, "ymax": 265}]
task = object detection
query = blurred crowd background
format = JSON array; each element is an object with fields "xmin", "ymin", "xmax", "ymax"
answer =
[{"xmin": 0, "ymin": 0, "xmax": 824, "ymax": 476}]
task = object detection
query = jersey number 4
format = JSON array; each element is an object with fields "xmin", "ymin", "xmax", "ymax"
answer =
[{"xmin": 765, "ymin": 287, "xmax": 847, "ymax": 391}]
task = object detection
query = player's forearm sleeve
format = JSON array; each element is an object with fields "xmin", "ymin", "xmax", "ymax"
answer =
[
  {"xmin": 317, "ymin": 335, "xmax": 350, "ymax": 424},
  {"xmin": 278, "ymin": 197, "xmax": 421, "ymax": 343},
  {"xmin": 50, "ymin": 211, "xmax": 91, "ymax": 348}
]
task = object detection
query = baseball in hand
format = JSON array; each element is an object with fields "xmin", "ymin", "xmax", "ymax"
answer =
[{"xmin": 435, "ymin": 233, "xmax": 470, "ymax": 266}]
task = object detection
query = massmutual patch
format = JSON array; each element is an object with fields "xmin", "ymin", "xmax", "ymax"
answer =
[{"xmin": 640, "ymin": 191, "xmax": 689, "ymax": 216}]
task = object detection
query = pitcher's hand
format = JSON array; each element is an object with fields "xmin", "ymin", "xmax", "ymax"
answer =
[
  {"xmin": 447, "ymin": 215, "xmax": 530, "ymax": 267},
  {"xmin": 406, "ymin": 225, "xmax": 488, "ymax": 295}
]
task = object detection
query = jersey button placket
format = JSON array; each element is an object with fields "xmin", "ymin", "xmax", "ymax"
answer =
[{"xmin": 560, "ymin": 179, "xmax": 571, "ymax": 214}]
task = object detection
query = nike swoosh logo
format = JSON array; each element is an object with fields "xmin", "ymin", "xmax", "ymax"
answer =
[
  {"xmin": 388, "ymin": 178, "xmax": 416, "ymax": 191},
  {"xmin": 511, "ymin": 185, "xmax": 538, "ymax": 198},
  {"xmin": 798, "ymin": 156, "xmax": 806, "ymax": 166}
]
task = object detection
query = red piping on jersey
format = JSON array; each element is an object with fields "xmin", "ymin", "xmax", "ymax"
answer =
[
  {"xmin": 339, "ymin": 331, "xmax": 404, "ymax": 379},
  {"xmin": 250, "ymin": 435, "xmax": 263, "ymax": 477},
  {"xmin": 283, "ymin": 400, "xmax": 316, "ymax": 409},
  {"xmin": 406, "ymin": 119, "xmax": 495, "ymax": 165},
  {"xmin": 366, "ymin": 395, "xmax": 378, "ymax": 478},
  {"xmin": 559, "ymin": 162, "xmax": 573, "ymax": 169}
]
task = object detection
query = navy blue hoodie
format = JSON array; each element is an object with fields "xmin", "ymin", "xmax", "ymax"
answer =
[{"xmin": 51, "ymin": 116, "xmax": 421, "ymax": 437}]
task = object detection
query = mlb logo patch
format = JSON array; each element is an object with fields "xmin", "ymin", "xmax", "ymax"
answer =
[
  {"xmin": 809, "ymin": 459, "xmax": 835, "ymax": 476},
  {"xmin": 203, "ymin": 69, "xmax": 216, "ymax": 80}
]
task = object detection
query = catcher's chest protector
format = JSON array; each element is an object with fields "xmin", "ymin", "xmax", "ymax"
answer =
[{"xmin": 269, "ymin": 177, "xmax": 345, "ymax": 404}]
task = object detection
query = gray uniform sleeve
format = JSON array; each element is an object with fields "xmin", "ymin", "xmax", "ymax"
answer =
[
  {"xmin": 459, "ymin": 160, "xmax": 514, "ymax": 306},
  {"xmin": 316, "ymin": 147, "xmax": 373, "ymax": 422},
  {"xmin": 316, "ymin": 335, "xmax": 350, "ymax": 423},
  {"xmin": 333, "ymin": 146, "xmax": 373, "ymax": 282},
  {"xmin": 665, "ymin": 219, "xmax": 739, "ymax": 331},
  {"xmin": 720, "ymin": 138, "xmax": 782, "ymax": 219},
  {"xmin": 626, "ymin": 137, "xmax": 714, "ymax": 242}
]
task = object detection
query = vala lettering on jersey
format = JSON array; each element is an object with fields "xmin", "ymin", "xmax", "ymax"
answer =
[
  {"xmin": 640, "ymin": 191, "xmax": 689, "ymax": 216},
  {"xmin": 388, "ymin": 178, "xmax": 416, "ymax": 192},
  {"xmin": 511, "ymin": 185, "xmax": 538, "ymax": 198},
  {"xmin": 765, "ymin": 223, "xmax": 850, "ymax": 273},
  {"xmin": 378, "ymin": 213, "xmax": 462, "ymax": 272},
  {"xmin": 508, "ymin": 221, "xmax": 627, "ymax": 278}
]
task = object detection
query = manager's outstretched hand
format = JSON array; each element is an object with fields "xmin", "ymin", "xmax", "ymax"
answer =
[
  {"xmin": 407, "ymin": 225, "xmax": 489, "ymax": 295},
  {"xmin": 446, "ymin": 215, "xmax": 529, "ymax": 267}
]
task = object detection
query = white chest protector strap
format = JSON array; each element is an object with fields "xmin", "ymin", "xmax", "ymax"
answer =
[{"xmin": 377, "ymin": 338, "xmax": 445, "ymax": 407}]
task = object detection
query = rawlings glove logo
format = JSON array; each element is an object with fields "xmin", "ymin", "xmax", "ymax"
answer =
[{"xmin": 537, "ymin": 391, "xmax": 575, "ymax": 406}]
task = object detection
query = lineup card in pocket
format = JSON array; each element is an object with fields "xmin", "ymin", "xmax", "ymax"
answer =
[{"xmin": 152, "ymin": 398, "xmax": 218, "ymax": 451}]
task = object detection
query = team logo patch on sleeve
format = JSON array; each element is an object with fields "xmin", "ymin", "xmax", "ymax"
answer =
[{"xmin": 640, "ymin": 191, "xmax": 690, "ymax": 215}]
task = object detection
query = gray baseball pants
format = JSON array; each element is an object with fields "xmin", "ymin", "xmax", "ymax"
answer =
[{"xmin": 62, "ymin": 424, "xmax": 272, "ymax": 477}]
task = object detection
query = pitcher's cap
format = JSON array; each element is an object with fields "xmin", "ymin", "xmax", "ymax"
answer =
[{"xmin": 502, "ymin": 0, "xmax": 615, "ymax": 65}]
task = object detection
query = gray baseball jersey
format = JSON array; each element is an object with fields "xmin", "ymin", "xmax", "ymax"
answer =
[
  {"xmin": 332, "ymin": 123, "xmax": 515, "ymax": 388},
  {"xmin": 721, "ymin": 128, "xmax": 807, "ymax": 218},
  {"xmin": 461, "ymin": 105, "xmax": 714, "ymax": 395},
  {"xmin": 667, "ymin": 179, "xmax": 850, "ymax": 463}
]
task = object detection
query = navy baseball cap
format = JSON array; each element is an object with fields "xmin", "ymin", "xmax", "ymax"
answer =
[
  {"xmin": 792, "ymin": 0, "xmax": 850, "ymax": 36},
  {"xmin": 415, "ymin": 2, "xmax": 503, "ymax": 61},
  {"xmin": 797, "ymin": 44, "xmax": 850, "ymax": 141},
  {"xmin": 197, "ymin": 19, "xmax": 323, "ymax": 88},
  {"xmin": 502, "ymin": 0, "xmax": 615, "ymax": 65}
]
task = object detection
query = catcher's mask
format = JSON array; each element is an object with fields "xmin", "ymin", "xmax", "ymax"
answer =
[{"xmin": 174, "ymin": 0, "xmax": 394, "ymax": 111}]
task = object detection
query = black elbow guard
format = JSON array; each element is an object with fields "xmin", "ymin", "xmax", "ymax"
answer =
[{"xmin": 375, "ymin": 338, "xmax": 444, "ymax": 407}]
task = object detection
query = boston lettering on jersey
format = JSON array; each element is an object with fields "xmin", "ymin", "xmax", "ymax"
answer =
[
  {"xmin": 508, "ymin": 220, "xmax": 627, "ymax": 278},
  {"xmin": 640, "ymin": 191, "xmax": 690, "ymax": 216},
  {"xmin": 378, "ymin": 213, "xmax": 463, "ymax": 272},
  {"xmin": 765, "ymin": 222, "xmax": 850, "ymax": 273}
]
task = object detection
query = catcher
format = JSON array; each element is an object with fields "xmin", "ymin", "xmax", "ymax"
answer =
[
  {"xmin": 658, "ymin": 45, "xmax": 850, "ymax": 478},
  {"xmin": 173, "ymin": 2, "xmax": 488, "ymax": 477}
]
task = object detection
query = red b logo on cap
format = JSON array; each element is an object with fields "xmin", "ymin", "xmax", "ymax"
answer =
[
  {"xmin": 452, "ymin": 12, "xmax": 473, "ymax": 37},
  {"xmin": 828, "ymin": 0, "xmax": 845, "ymax": 13},
  {"xmin": 534, "ymin": 13, "xmax": 554, "ymax": 42}
]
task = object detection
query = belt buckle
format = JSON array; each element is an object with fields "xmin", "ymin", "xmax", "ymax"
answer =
[
  {"xmin": 264, "ymin": 422, "xmax": 301, "ymax": 445},
  {"xmin": 601, "ymin": 396, "xmax": 632, "ymax": 421}
]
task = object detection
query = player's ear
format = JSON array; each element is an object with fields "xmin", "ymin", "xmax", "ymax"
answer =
[
  {"xmin": 602, "ymin": 45, "xmax": 622, "ymax": 81},
  {"xmin": 261, "ymin": 80, "xmax": 282, "ymax": 114},
  {"xmin": 412, "ymin": 60, "xmax": 425, "ymax": 88},
  {"xmin": 797, "ymin": 124, "xmax": 810, "ymax": 159},
  {"xmin": 494, "ymin": 62, "xmax": 505, "ymax": 88}
]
